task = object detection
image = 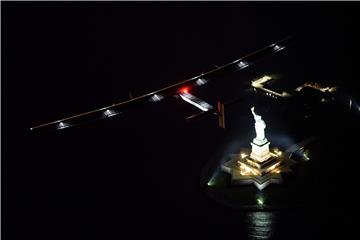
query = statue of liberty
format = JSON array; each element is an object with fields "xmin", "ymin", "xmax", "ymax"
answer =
[{"xmin": 251, "ymin": 107, "xmax": 266, "ymax": 142}]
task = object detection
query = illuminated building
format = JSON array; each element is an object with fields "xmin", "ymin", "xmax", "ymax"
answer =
[
  {"xmin": 295, "ymin": 82, "xmax": 337, "ymax": 93},
  {"xmin": 221, "ymin": 107, "xmax": 295, "ymax": 190},
  {"xmin": 251, "ymin": 75, "xmax": 291, "ymax": 98}
]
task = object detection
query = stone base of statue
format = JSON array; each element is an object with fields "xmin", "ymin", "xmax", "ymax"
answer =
[{"xmin": 250, "ymin": 138, "xmax": 271, "ymax": 163}]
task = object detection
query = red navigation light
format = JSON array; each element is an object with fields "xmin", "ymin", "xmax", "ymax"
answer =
[{"xmin": 180, "ymin": 87, "xmax": 189, "ymax": 94}]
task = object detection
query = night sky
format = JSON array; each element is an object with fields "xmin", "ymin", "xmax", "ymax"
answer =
[{"xmin": 3, "ymin": 2, "xmax": 360, "ymax": 239}]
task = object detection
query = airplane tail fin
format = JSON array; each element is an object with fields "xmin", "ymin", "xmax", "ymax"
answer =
[
  {"xmin": 185, "ymin": 100, "xmax": 226, "ymax": 129},
  {"xmin": 217, "ymin": 101, "xmax": 225, "ymax": 129}
]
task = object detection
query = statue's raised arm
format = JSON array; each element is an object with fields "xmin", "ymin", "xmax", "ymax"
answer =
[{"xmin": 251, "ymin": 106, "xmax": 260, "ymax": 121}]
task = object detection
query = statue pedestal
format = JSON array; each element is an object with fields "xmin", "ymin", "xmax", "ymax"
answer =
[{"xmin": 250, "ymin": 140, "xmax": 271, "ymax": 163}]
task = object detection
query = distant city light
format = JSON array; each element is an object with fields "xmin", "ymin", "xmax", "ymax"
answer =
[{"xmin": 295, "ymin": 82, "xmax": 337, "ymax": 93}]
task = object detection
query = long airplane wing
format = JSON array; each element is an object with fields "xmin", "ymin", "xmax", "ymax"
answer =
[{"xmin": 30, "ymin": 37, "xmax": 291, "ymax": 132}]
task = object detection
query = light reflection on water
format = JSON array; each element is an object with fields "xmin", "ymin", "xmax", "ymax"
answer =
[{"xmin": 247, "ymin": 211, "xmax": 277, "ymax": 240}]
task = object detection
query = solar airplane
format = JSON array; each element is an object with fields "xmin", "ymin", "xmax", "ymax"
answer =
[{"xmin": 30, "ymin": 37, "xmax": 291, "ymax": 132}]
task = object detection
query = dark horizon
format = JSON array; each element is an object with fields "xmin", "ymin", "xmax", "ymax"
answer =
[{"xmin": 3, "ymin": 2, "xmax": 360, "ymax": 239}]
